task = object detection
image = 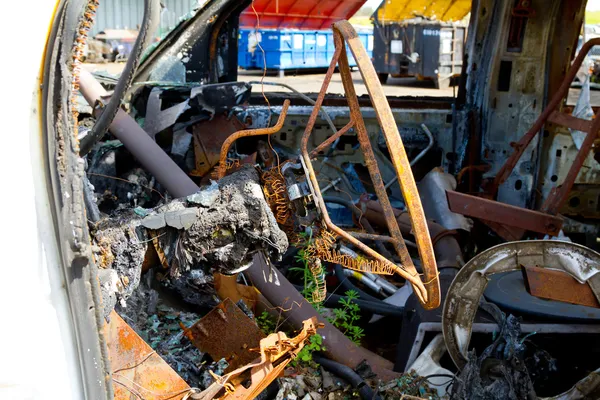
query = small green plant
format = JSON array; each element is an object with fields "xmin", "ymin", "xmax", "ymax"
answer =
[
  {"xmin": 256, "ymin": 311, "xmax": 277, "ymax": 335},
  {"xmin": 289, "ymin": 232, "xmax": 324, "ymax": 310},
  {"xmin": 328, "ymin": 289, "xmax": 365, "ymax": 345},
  {"xmin": 293, "ymin": 333, "xmax": 325, "ymax": 368}
]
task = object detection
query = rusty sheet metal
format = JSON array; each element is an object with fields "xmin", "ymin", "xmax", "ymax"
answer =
[
  {"xmin": 194, "ymin": 318, "xmax": 322, "ymax": 400},
  {"xmin": 214, "ymin": 272, "xmax": 260, "ymax": 312},
  {"xmin": 105, "ymin": 311, "xmax": 190, "ymax": 400},
  {"xmin": 298, "ymin": 20, "xmax": 439, "ymax": 309},
  {"xmin": 523, "ymin": 265, "xmax": 600, "ymax": 308},
  {"xmin": 480, "ymin": 220, "xmax": 526, "ymax": 242},
  {"xmin": 191, "ymin": 114, "xmax": 246, "ymax": 177},
  {"xmin": 183, "ymin": 298, "xmax": 265, "ymax": 371},
  {"xmin": 446, "ymin": 190, "xmax": 563, "ymax": 237},
  {"xmin": 216, "ymin": 100, "xmax": 290, "ymax": 179}
]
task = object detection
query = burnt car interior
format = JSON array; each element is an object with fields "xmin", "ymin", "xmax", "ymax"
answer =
[{"xmin": 42, "ymin": 0, "xmax": 600, "ymax": 398}]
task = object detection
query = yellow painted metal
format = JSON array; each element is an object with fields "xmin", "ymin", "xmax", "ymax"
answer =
[{"xmin": 376, "ymin": 0, "xmax": 471, "ymax": 23}]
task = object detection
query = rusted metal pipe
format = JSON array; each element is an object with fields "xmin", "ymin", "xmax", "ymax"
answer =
[
  {"xmin": 360, "ymin": 200, "xmax": 463, "ymax": 270},
  {"xmin": 216, "ymin": 99, "xmax": 290, "ymax": 179},
  {"xmin": 78, "ymin": 69, "xmax": 199, "ymax": 198},
  {"xmin": 246, "ymin": 253, "xmax": 399, "ymax": 381}
]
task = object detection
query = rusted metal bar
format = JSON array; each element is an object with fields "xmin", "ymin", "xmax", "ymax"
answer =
[
  {"xmin": 547, "ymin": 110, "xmax": 593, "ymax": 132},
  {"xmin": 299, "ymin": 21, "xmax": 440, "ymax": 309},
  {"xmin": 523, "ymin": 265, "xmax": 600, "ymax": 308},
  {"xmin": 338, "ymin": 21, "xmax": 440, "ymax": 308},
  {"xmin": 541, "ymin": 113, "xmax": 600, "ymax": 214},
  {"xmin": 309, "ymin": 119, "xmax": 355, "ymax": 158},
  {"xmin": 216, "ymin": 99, "xmax": 290, "ymax": 179},
  {"xmin": 349, "ymin": 231, "xmax": 400, "ymax": 244},
  {"xmin": 492, "ymin": 37, "xmax": 600, "ymax": 194},
  {"xmin": 336, "ymin": 32, "xmax": 413, "ymax": 269},
  {"xmin": 446, "ymin": 190, "xmax": 563, "ymax": 236}
]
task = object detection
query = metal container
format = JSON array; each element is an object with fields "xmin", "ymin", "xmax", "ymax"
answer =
[
  {"xmin": 372, "ymin": 18, "xmax": 466, "ymax": 88},
  {"xmin": 238, "ymin": 28, "xmax": 373, "ymax": 73}
]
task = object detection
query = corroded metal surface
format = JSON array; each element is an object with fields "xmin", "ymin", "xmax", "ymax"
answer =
[
  {"xmin": 446, "ymin": 190, "xmax": 563, "ymax": 236},
  {"xmin": 194, "ymin": 318, "xmax": 322, "ymax": 400},
  {"xmin": 105, "ymin": 311, "xmax": 190, "ymax": 400},
  {"xmin": 449, "ymin": 39, "xmax": 600, "ymax": 238},
  {"xmin": 214, "ymin": 272, "xmax": 259, "ymax": 312},
  {"xmin": 191, "ymin": 115, "xmax": 246, "ymax": 177},
  {"xmin": 442, "ymin": 240, "xmax": 600, "ymax": 370},
  {"xmin": 299, "ymin": 20, "xmax": 440, "ymax": 309},
  {"xmin": 183, "ymin": 298, "xmax": 265, "ymax": 372},
  {"xmin": 492, "ymin": 38, "xmax": 600, "ymax": 195},
  {"xmin": 216, "ymin": 100, "xmax": 290, "ymax": 179},
  {"xmin": 524, "ymin": 265, "xmax": 600, "ymax": 308},
  {"xmin": 309, "ymin": 119, "xmax": 355, "ymax": 158}
]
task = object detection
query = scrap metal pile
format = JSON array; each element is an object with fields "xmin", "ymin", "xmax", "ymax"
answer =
[{"xmin": 73, "ymin": 5, "xmax": 600, "ymax": 399}]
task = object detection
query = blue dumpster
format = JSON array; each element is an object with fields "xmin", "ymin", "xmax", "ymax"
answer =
[{"xmin": 238, "ymin": 28, "xmax": 373, "ymax": 72}]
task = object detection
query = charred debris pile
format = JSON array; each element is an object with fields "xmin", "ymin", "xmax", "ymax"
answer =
[{"xmin": 77, "ymin": 24, "xmax": 600, "ymax": 400}]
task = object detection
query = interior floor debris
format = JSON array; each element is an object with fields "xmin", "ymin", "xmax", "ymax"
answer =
[{"xmin": 45, "ymin": 0, "xmax": 600, "ymax": 398}]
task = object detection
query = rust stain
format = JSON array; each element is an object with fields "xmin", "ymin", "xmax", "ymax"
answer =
[
  {"xmin": 523, "ymin": 265, "xmax": 600, "ymax": 308},
  {"xmin": 184, "ymin": 298, "xmax": 265, "ymax": 372},
  {"xmin": 105, "ymin": 311, "xmax": 190, "ymax": 400}
]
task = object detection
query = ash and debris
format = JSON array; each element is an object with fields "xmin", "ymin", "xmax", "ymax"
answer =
[
  {"xmin": 91, "ymin": 166, "xmax": 288, "ymax": 312},
  {"xmin": 200, "ymin": 359, "xmax": 230, "ymax": 388},
  {"xmin": 450, "ymin": 313, "xmax": 553, "ymax": 400},
  {"xmin": 374, "ymin": 372, "xmax": 441, "ymax": 399},
  {"xmin": 117, "ymin": 274, "xmax": 206, "ymax": 388},
  {"xmin": 93, "ymin": 212, "xmax": 148, "ymax": 304},
  {"xmin": 157, "ymin": 268, "xmax": 218, "ymax": 309},
  {"xmin": 273, "ymin": 364, "xmax": 439, "ymax": 400},
  {"xmin": 87, "ymin": 140, "xmax": 159, "ymax": 214},
  {"xmin": 172, "ymin": 166, "xmax": 288, "ymax": 274}
]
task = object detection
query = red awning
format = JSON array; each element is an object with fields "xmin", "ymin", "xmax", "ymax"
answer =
[{"xmin": 240, "ymin": 0, "xmax": 367, "ymax": 30}]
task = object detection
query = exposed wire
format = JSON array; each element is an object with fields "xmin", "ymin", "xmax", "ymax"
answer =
[
  {"xmin": 87, "ymin": 172, "xmax": 166, "ymax": 200},
  {"xmin": 112, "ymin": 377, "xmax": 147, "ymax": 400},
  {"xmin": 112, "ymin": 351, "xmax": 156, "ymax": 374},
  {"xmin": 246, "ymin": 80, "xmax": 338, "ymax": 134},
  {"xmin": 250, "ymin": 0, "xmax": 284, "ymax": 184}
]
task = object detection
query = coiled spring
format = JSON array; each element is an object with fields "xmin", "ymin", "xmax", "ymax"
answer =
[
  {"xmin": 307, "ymin": 228, "xmax": 395, "ymax": 275},
  {"xmin": 309, "ymin": 259, "xmax": 327, "ymax": 303},
  {"xmin": 212, "ymin": 159, "xmax": 241, "ymax": 179},
  {"xmin": 261, "ymin": 169, "xmax": 295, "ymax": 233}
]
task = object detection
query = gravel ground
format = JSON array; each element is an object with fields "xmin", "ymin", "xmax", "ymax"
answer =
[{"xmin": 83, "ymin": 62, "xmax": 456, "ymax": 97}]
